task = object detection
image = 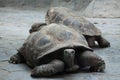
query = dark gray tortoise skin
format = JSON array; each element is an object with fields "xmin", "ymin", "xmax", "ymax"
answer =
[
  {"xmin": 9, "ymin": 23, "xmax": 105, "ymax": 77},
  {"xmin": 45, "ymin": 7, "xmax": 110, "ymax": 48},
  {"xmin": 29, "ymin": 22, "xmax": 46, "ymax": 33}
]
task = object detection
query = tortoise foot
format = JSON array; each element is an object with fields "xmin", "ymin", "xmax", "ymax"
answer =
[
  {"xmin": 31, "ymin": 59, "xmax": 64, "ymax": 77},
  {"xmin": 66, "ymin": 65, "xmax": 79, "ymax": 72},
  {"xmin": 90, "ymin": 59, "xmax": 105, "ymax": 72},
  {"xmin": 9, "ymin": 54, "xmax": 23, "ymax": 64},
  {"xmin": 97, "ymin": 36, "xmax": 110, "ymax": 48},
  {"xmin": 31, "ymin": 65, "xmax": 52, "ymax": 77}
]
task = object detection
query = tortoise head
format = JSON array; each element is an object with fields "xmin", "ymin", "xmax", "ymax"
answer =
[
  {"xmin": 63, "ymin": 49, "xmax": 75, "ymax": 58},
  {"xmin": 63, "ymin": 49, "xmax": 76, "ymax": 68},
  {"xmin": 45, "ymin": 8, "xmax": 58, "ymax": 24}
]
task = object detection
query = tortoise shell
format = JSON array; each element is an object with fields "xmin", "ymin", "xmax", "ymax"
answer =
[
  {"xmin": 19, "ymin": 23, "xmax": 92, "ymax": 67},
  {"xmin": 45, "ymin": 7, "xmax": 101, "ymax": 36}
]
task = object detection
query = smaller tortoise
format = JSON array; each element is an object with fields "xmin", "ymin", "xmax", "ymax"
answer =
[
  {"xmin": 45, "ymin": 7, "xmax": 110, "ymax": 48},
  {"xmin": 10, "ymin": 23, "xmax": 105, "ymax": 77}
]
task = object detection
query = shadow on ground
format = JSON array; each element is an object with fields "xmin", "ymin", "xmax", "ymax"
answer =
[{"xmin": 0, "ymin": 8, "xmax": 120, "ymax": 80}]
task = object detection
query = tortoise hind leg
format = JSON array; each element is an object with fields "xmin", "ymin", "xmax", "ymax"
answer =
[
  {"xmin": 31, "ymin": 59, "xmax": 64, "ymax": 77},
  {"xmin": 85, "ymin": 36, "xmax": 96, "ymax": 48},
  {"xmin": 96, "ymin": 36, "xmax": 110, "ymax": 48},
  {"xmin": 9, "ymin": 53, "xmax": 25, "ymax": 64},
  {"xmin": 77, "ymin": 51, "xmax": 105, "ymax": 72}
]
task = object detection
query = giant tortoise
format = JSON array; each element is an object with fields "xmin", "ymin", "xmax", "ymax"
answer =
[
  {"xmin": 10, "ymin": 23, "xmax": 105, "ymax": 77},
  {"xmin": 45, "ymin": 7, "xmax": 110, "ymax": 48}
]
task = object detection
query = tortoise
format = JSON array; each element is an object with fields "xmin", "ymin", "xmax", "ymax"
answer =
[
  {"xmin": 45, "ymin": 7, "xmax": 110, "ymax": 48},
  {"xmin": 9, "ymin": 23, "xmax": 105, "ymax": 77}
]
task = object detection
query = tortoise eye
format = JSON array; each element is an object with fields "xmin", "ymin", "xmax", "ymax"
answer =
[
  {"xmin": 71, "ymin": 50, "xmax": 75, "ymax": 54},
  {"xmin": 64, "ymin": 50, "xmax": 68, "ymax": 54}
]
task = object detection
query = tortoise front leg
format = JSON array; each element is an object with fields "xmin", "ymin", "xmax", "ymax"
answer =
[
  {"xmin": 77, "ymin": 51, "xmax": 105, "ymax": 72},
  {"xmin": 85, "ymin": 36, "xmax": 96, "ymax": 48},
  {"xmin": 31, "ymin": 59, "xmax": 64, "ymax": 77},
  {"xmin": 29, "ymin": 22, "xmax": 47, "ymax": 33},
  {"xmin": 9, "ymin": 53, "xmax": 25, "ymax": 64}
]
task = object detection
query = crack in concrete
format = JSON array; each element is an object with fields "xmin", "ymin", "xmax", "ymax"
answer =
[
  {"xmin": 0, "ymin": 68, "xmax": 11, "ymax": 73},
  {"xmin": 0, "ymin": 60, "xmax": 9, "ymax": 62},
  {"xmin": 0, "ymin": 68, "xmax": 25, "ymax": 73}
]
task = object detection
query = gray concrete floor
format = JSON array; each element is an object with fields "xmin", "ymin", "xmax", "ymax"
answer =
[{"xmin": 0, "ymin": 8, "xmax": 120, "ymax": 80}]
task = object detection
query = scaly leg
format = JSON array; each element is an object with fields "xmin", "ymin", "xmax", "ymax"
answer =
[
  {"xmin": 77, "ymin": 51, "xmax": 105, "ymax": 72},
  {"xmin": 96, "ymin": 36, "xmax": 110, "ymax": 48},
  {"xmin": 29, "ymin": 23, "xmax": 46, "ymax": 33},
  {"xmin": 31, "ymin": 59, "xmax": 64, "ymax": 77},
  {"xmin": 9, "ymin": 53, "xmax": 24, "ymax": 64},
  {"xmin": 85, "ymin": 36, "xmax": 96, "ymax": 48}
]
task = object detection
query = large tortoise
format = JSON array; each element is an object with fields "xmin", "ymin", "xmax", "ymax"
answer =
[
  {"xmin": 45, "ymin": 7, "xmax": 110, "ymax": 48},
  {"xmin": 10, "ymin": 23, "xmax": 105, "ymax": 77}
]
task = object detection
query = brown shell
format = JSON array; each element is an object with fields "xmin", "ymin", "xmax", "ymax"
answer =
[
  {"xmin": 45, "ymin": 7, "xmax": 101, "ymax": 36},
  {"xmin": 21, "ymin": 23, "xmax": 92, "ymax": 67}
]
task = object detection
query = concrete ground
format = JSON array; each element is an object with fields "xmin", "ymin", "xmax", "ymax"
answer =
[{"xmin": 0, "ymin": 8, "xmax": 120, "ymax": 80}]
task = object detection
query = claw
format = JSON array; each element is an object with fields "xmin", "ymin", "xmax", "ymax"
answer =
[
  {"xmin": 97, "ymin": 68, "xmax": 100, "ymax": 72},
  {"xmin": 9, "ymin": 60, "xmax": 12, "ymax": 63},
  {"xmin": 90, "ymin": 59, "xmax": 105, "ymax": 72},
  {"xmin": 9, "ymin": 60, "xmax": 15, "ymax": 64},
  {"xmin": 9, "ymin": 54, "xmax": 21, "ymax": 64},
  {"xmin": 13, "ymin": 61, "xmax": 16, "ymax": 64}
]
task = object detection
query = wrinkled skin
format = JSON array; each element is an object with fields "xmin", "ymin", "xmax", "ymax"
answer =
[{"xmin": 29, "ymin": 22, "xmax": 46, "ymax": 33}]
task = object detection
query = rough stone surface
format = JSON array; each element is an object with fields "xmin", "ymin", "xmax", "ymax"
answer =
[
  {"xmin": 84, "ymin": 0, "xmax": 120, "ymax": 18},
  {"xmin": 0, "ymin": 0, "xmax": 120, "ymax": 18},
  {"xmin": 0, "ymin": 0, "xmax": 92, "ymax": 11},
  {"xmin": 0, "ymin": 8, "xmax": 120, "ymax": 80}
]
